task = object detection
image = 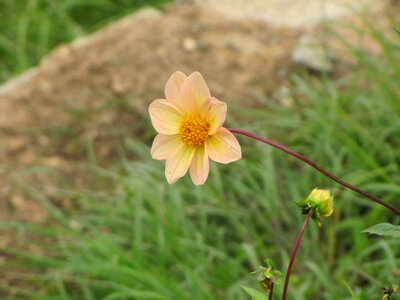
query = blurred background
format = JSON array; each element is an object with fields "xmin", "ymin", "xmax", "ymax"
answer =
[{"xmin": 0, "ymin": 0, "xmax": 399, "ymax": 299}]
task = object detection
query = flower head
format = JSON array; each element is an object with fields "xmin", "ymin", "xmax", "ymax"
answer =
[
  {"xmin": 149, "ymin": 71, "xmax": 242, "ymax": 185},
  {"xmin": 296, "ymin": 188, "xmax": 334, "ymax": 225}
]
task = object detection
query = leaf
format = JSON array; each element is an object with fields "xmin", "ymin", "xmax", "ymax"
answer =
[
  {"xmin": 241, "ymin": 286, "xmax": 268, "ymax": 300},
  {"xmin": 362, "ymin": 223, "xmax": 400, "ymax": 238},
  {"xmin": 343, "ymin": 281, "xmax": 361, "ymax": 300}
]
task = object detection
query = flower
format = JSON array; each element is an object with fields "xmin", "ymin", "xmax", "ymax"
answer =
[
  {"xmin": 296, "ymin": 188, "xmax": 334, "ymax": 225},
  {"xmin": 149, "ymin": 71, "xmax": 242, "ymax": 185}
]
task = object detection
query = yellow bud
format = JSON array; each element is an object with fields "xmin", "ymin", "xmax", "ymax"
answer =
[
  {"xmin": 308, "ymin": 188, "xmax": 334, "ymax": 217},
  {"xmin": 296, "ymin": 188, "xmax": 334, "ymax": 225}
]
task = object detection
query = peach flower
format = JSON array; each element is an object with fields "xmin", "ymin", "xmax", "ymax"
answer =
[{"xmin": 149, "ymin": 71, "xmax": 242, "ymax": 185}]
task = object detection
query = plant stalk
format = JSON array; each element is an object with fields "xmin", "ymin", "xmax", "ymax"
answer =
[
  {"xmin": 228, "ymin": 128, "xmax": 400, "ymax": 216},
  {"xmin": 281, "ymin": 213, "xmax": 311, "ymax": 300},
  {"xmin": 269, "ymin": 283, "xmax": 274, "ymax": 300}
]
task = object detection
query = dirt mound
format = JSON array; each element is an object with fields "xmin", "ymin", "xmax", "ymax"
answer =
[{"xmin": 0, "ymin": 5, "xmax": 300, "ymax": 171}]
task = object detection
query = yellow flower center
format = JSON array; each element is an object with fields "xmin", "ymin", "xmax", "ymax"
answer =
[{"xmin": 179, "ymin": 113, "xmax": 210, "ymax": 147}]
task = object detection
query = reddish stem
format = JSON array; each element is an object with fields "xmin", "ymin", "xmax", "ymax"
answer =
[
  {"xmin": 228, "ymin": 128, "xmax": 400, "ymax": 216},
  {"xmin": 269, "ymin": 283, "xmax": 274, "ymax": 300},
  {"xmin": 281, "ymin": 213, "xmax": 311, "ymax": 300}
]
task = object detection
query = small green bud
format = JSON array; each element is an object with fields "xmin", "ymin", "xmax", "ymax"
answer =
[
  {"xmin": 296, "ymin": 188, "xmax": 334, "ymax": 225},
  {"xmin": 251, "ymin": 259, "xmax": 283, "ymax": 292}
]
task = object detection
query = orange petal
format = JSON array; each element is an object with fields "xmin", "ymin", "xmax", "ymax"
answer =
[
  {"xmin": 205, "ymin": 128, "xmax": 242, "ymax": 164},
  {"xmin": 202, "ymin": 97, "xmax": 227, "ymax": 134},
  {"xmin": 165, "ymin": 145, "xmax": 195, "ymax": 184},
  {"xmin": 180, "ymin": 72, "xmax": 211, "ymax": 111},
  {"xmin": 190, "ymin": 147, "xmax": 210, "ymax": 185},
  {"xmin": 151, "ymin": 134, "xmax": 181, "ymax": 160},
  {"xmin": 148, "ymin": 99, "xmax": 183, "ymax": 134},
  {"xmin": 164, "ymin": 71, "xmax": 187, "ymax": 107}
]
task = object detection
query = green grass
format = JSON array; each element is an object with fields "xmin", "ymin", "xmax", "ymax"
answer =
[
  {"xmin": 0, "ymin": 0, "xmax": 173, "ymax": 83},
  {"xmin": 1, "ymin": 2, "xmax": 400, "ymax": 300}
]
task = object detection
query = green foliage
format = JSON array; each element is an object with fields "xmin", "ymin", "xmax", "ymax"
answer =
[
  {"xmin": 0, "ymin": 0, "xmax": 173, "ymax": 82},
  {"xmin": 241, "ymin": 286, "xmax": 268, "ymax": 300},
  {"xmin": 343, "ymin": 281, "xmax": 361, "ymax": 300},
  {"xmin": 363, "ymin": 223, "xmax": 400, "ymax": 238}
]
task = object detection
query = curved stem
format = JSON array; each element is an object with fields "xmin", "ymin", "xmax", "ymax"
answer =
[
  {"xmin": 281, "ymin": 213, "xmax": 311, "ymax": 300},
  {"xmin": 269, "ymin": 283, "xmax": 274, "ymax": 300},
  {"xmin": 228, "ymin": 128, "xmax": 400, "ymax": 216}
]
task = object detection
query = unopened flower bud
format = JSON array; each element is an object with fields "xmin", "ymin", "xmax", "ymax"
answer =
[
  {"xmin": 296, "ymin": 188, "xmax": 334, "ymax": 225},
  {"xmin": 251, "ymin": 259, "xmax": 283, "ymax": 292}
]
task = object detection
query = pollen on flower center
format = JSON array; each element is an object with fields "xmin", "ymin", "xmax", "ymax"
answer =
[{"xmin": 179, "ymin": 114, "xmax": 210, "ymax": 147}]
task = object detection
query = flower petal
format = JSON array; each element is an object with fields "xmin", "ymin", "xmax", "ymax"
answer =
[
  {"xmin": 180, "ymin": 71, "xmax": 211, "ymax": 111},
  {"xmin": 165, "ymin": 145, "xmax": 195, "ymax": 184},
  {"xmin": 164, "ymin": 71, "xmax": 187, "ymax": 107},
  {"xmin": 148, "ymin": 99, "xmax": 183, "ymax": 134},
  {"xmin": 190, "ymin": 147, "xmax": 210, "ymax": 185},
  {"xmin": 202, "ymin": 97, "xmax": 227, "ymax": 134},
  {"xmin": 205, "ymin": 128, "xmax": 242, "ymax": 164},
  {"xmin": 151, "ymin": 134, "xmax": 181, "ymax": 160}
]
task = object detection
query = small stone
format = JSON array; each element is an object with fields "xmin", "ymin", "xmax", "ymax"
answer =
[
  {"xmin": 292, "ymin": 36, "xmax": 333, "ymax": 73},
  {"xmin": 182, "ymin": 37, "xmax": 197, "ymax": 51},
  {"xmin": 111, "ymin": 74, "xmax": 129, "ymax": 95}
]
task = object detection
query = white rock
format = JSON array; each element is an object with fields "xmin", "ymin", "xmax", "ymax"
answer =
[
  {"xmin": 182, "ymin": 37, "xmax": 197, "ymax": 51},
  {"xmin": 292, "ymin": 36, "xmax": 333, "ymax": 73},
  {"xmin": 195, "ymin": 0, "xmax": 386, "ymax": 28}
]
